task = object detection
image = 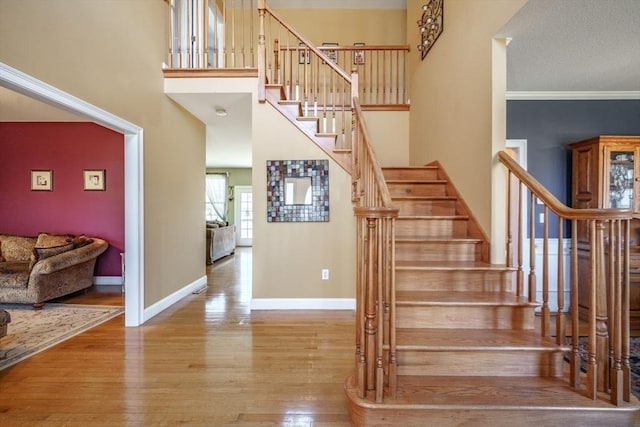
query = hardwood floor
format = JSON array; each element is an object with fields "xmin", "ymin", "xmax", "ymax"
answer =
[{"xmin": 0, "ymin": 248, "xmax": 354, "ymax": 426}]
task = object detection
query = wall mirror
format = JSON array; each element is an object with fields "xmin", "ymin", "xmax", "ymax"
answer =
[
  {"xmin": 267, "ymin": 159, "xmax": 329, "ymax": 222},
  {"xmin": 284, "ymin": 177, "xmax": 312, "ymax": 205}
]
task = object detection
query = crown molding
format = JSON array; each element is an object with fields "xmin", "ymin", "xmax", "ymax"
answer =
[{"xmin": 506, "ymin": 91, "xmax": 640, "ymax": 101}]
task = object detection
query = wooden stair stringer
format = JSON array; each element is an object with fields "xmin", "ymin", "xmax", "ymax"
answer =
[{"xmin": 264, "ymin": 84, "xmax": 351, "ymax": 174}]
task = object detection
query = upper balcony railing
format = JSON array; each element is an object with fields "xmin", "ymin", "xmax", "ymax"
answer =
[{"xmin": 166, "ymin": 0, "xmax": 409, "ymax": 108}]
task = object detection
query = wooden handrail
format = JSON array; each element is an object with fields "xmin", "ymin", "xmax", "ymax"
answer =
[
  {"xmin": 263, "ymin": 4, "xmax": 351, "ymax": 84},
  {"xmin": 353, "ymin": 99, "xmax": 393, "ymax": 208},
  {"xmin": 498, "ymin": 151, "xmax": 631, "ymax": 220}
]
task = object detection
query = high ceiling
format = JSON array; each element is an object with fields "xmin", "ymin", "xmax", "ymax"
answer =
[{"xmin": 1, "ymin": 0, "xmax": 638, "ymax": 168}]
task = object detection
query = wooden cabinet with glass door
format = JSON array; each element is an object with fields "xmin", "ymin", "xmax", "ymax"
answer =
[{"xmin": 569, "ymin": 135, "xmax": 640, "ymax": 329}]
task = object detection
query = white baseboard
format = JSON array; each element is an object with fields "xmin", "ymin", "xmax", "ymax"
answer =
[
  {"xmin": 250, "ymin": 298, "xmax": 355, "ymax": 310},
  {"xmin": 94, "ymin": 276, "xmax": 124, "ymax": 286},
  {"xmin": 143, "ymin": 275, "xmax": 207, "ymax": 322}
]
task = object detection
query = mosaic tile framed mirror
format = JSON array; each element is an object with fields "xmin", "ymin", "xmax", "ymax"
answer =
[{"xmin": 266, "ymin": 159, "xmax": 329, "ymax": 222}]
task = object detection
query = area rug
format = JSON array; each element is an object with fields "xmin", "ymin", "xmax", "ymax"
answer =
[
  {"xmin": 567, "ymin": 336, "xmax": 640, "ymax": 398},
  {"xmin": 0, "ymin": 303, "xmax": 124, "ymax": 370}
]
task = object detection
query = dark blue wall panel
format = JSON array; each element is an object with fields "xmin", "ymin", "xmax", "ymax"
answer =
[{"xmin": 507, "ymin": 99, "xmax": 640, "ymax": 237}]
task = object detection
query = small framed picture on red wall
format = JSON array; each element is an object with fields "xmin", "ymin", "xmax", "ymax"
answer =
[
  {"xmin": 31, "ymin": 170, "xmax": 53, "ymax": 191},
  {"xmin": 83, "ymin": 169, "xmax": 106, "ymax": 191}
]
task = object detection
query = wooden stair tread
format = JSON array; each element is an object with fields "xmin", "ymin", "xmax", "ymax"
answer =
[
  {"xmin": 383, "ymin": 166, "xmax": 439, "ymax": 170},
  {"xmin": 396, "ymin": 291, "xmax": 537, "ymax": 306},
  {"xmin": 391, "ymin": 195, "xmax": 457, "ymax": 200},
  {"xmin": 394, "ymin": 328, "xmax": 569, "ymax": 351},
  {"xmin": 395, "ymin": 237, "xmax": 482, "ymax": 243},
  {"xmin": 348, "ymin": 375, "xmax": 639, "ymax": 410},
  {"xmin": 387, "ymin": 179, "xmax": 447, "ymax": 184},
  {"xmin": 278, "ymin": 100, "xmax": 301, "ymax": 105},
  {"xmin": 296, "ymin": 116, "xmax": 319, "ymax": 121},
  {"xmin": 396, "ymin": 260, "xmax": 511, "ymax": 270},
  {"xmin": 397, "ymin": 215, "xmax": 469, "ymax": 220}
]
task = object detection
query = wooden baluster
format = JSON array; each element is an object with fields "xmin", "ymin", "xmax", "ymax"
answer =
[
  {"xmin": 611, "ymin": 220, "xmax": 624, "ymax": 404},
  {"xmin": 331, "ymin": 70, "xmax": 336, "ymax": 135},
  {"xmin": 240, "ymin": 0, "xmax": 245, "ymax": 68},
  {"xmin": 570, "ymin": 220, "xmax": 580, "ymax": 388},
  {"xmin": 622, "ymin": 219, "xmax": 631, "ymax": 401},
  {"xmin": 356, "ymin": 216, "xmax": 366, "ymax": 398},
  {"xmin": 365, "ymin": 217, "xmax": 377, "ymax": 393},
  {"xmin": 388, "ymin": 215, "xmax": 397, "ymax": 397},
  {"xmin": 506, "ymin": 171, "xmax": 512, "ymax": 269},
  {"xmin": 542, "ymin": 205, "xmax": 549, "ymax": 337},
  {"xmin": 528, "ymin": 193, "xmax": 536, "ymax": 303},
  {"xmin": 375, "ymin": 216, "xmax": 384, "ymax": 403},
  {"xmin": 273, "ymin": 39, "xmax": 280, "ymax": 85},
  {"xmin": 249, "ymin": 0, "xmax": 254, "ymax": 67},
  {"xmin": 587, "ymin": 220, "xmax": 598, "ymax": 399},
  {"xmin": 230, "ymin": 0, "xmax": 236, "ymax": 67},
  {"xmin": 257, "ymin": 0, "xmax": 265, "ymax": 101},
  {"xmin": 395, "ymin": 50, "xmax": 399, "ymax": 104},
  {"xmin": 223, "ymin": 1, "xmax": 228, "ymax": 67},
  {"xmin": 595, "ymin": 221, "xmax": 609, "ymax": 393},
  {"xmin": 168, "ymin": 0, "xmax": 175, "ymax": 67},
  {"xmin": 517, "ymin": 181, "xmax": 524, "ymax": 296},
  {"xmin": 556, "ymin": 218, "xmax": 565, "ymax": 345}
]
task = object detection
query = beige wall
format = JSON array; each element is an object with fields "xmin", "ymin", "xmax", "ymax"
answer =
[
  {"xmin": 272, "ymin": 8, "xmax": 406, "ymax": 46},
  {"xmin": 406, "ymin": 0, "xmax": 526, "ymax": 251},
  {"xmin": 362, "ymin": 111, "xmax": 410, "ymax": 167},
  {"xmin": 206, "ymin": 167, "xmax": 253, "ymax": 226},
  {"xmin": 253, "ymin": 103, "xmax": 356, "ymax": 300},
  {"xmin": 0, "ymin": 0, "xmax": 206, "ymax": 308}
]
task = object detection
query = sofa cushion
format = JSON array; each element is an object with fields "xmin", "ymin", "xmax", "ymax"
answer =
[
  {"xmin": 35, "ymin": 233, "xmax": 74, "ymax": 248},
  {"xmin": 71, "ymin": 234, "xmax": 94, "ymax": 248},
  {"xmin": 33, "ymin": 244, "xmax": 74, "ymax": 262},
  {"xmin": 0, "ymin": 235, "xmax": 37, "ymax": 262},
  {"xmin": 0, "ymin": 261, "xmax": 31, "ymax": 288}
]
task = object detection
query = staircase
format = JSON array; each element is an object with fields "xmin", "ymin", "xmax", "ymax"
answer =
[
  {"xmin": 344, "ymin": 165, "xmax": 640, "ymax": 426},
  {"xmin": 261, "ymin": 81, "xmax": 639, "ymax": 425}
]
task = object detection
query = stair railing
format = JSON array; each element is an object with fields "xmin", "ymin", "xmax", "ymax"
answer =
[
  {"xmin": 167, "ymin": 0, "xmax": 409, "ymax": 110},
  {"xmin": 258, "ymin": 1, "xmax": 355, "ymax": 149},
  {"xmin": 352, "ymin": 97, "xmax": 399, "ymax": 402},
  {"xmin": 498, "ymin": 151, "xmax": 632, "ymax": 405}
]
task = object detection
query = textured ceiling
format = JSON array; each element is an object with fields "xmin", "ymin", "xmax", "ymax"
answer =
[{"xmin": 501, "ymin": 0, "xmax": 640, "ymax": 92}]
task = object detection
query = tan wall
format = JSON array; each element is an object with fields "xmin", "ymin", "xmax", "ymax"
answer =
[
  {"xmin": 362, "ymin": 111, "xmax": 410, "ymax": 167},
  {"xmin": 253, "ymin": 103, "xmax": 356, "ymax": 300},
  {"xmin": 206, "ymin": 167, "xmax": 253, "ymax": 226},
  {"xmin": 406, "ymin": 0, "xmax": 526, "ymax": 247},
  {"xmin": 273, "ymin": 8, "xmax": 406, "ymax": 46},
  {"xmin": 0, "ymin": 0, "xmax": 206, "ymax": 307}
]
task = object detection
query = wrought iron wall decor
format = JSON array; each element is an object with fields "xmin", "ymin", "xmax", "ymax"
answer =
[
  {"xmin": 417, "ymin": 0, "xmax": 443, "ymax": 60},
  {"xmin": 266, "ymin": 160, "xmax": 329, "ymax": 222}
]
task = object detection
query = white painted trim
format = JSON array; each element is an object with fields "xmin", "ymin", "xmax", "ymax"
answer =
[
  {"xmin": 94, "ymin": 276, "xmax": 124, "ymax": 286},
  {"xmin": 507, "ymin": 91, "xmax": 640, "ymax": 101},
  {"xmin": 0, "ymin": 62, "xmax": 144, "ymax": 327},
  {"xmin": 250, "ymin": 298, "xmax": 356, "ymax": 310},
  {"xmin": 143, "ymin": 275, "xmax": 208, "ymax": 321}
]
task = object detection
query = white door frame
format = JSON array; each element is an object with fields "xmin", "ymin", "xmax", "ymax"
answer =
[
  {"xmin": 234, "ymin": 185, "xmax": 252, "ymax": 246},
  {"xmin": 0, "ymin": 62, "xmax": 144, "ymax": 327}
]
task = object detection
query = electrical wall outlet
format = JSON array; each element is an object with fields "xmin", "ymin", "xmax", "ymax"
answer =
[{"xmin": 322, "ymin": 269, "xmax": 329, "ymax": 280}]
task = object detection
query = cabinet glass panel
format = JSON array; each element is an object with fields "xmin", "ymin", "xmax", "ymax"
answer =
[{"xmin": 609, "ymin": 151, "xmax": 635, "ymax": 208}]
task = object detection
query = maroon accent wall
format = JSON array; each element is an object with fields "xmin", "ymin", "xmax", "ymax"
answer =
[{"xmin": 0, "ymin": 122, "xmax": 124, "ymax": 276}]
